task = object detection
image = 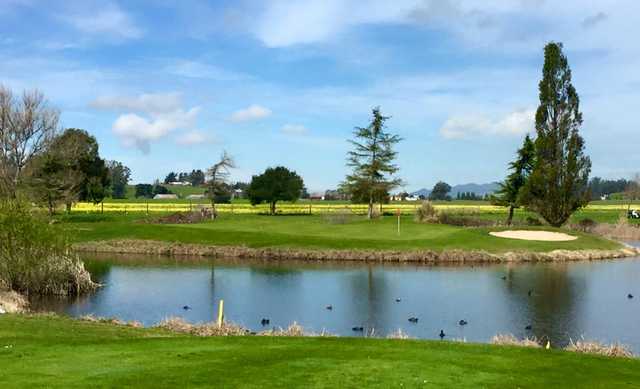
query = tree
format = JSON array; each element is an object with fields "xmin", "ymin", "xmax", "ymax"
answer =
[
  {"xmin": 624, "ymin": 174, "xmax": 640, "ymax": 213},
  {"xmin": 0, "ymin": 86, "xmax": 59, "ymax": 198},
  {"xmin": 343, "ymin": 107, "xmax": 403, "ymax": 218},
  {"xmin": 493, "ymin": 134, "xmax": 536, "ymax": 225},
  {"xmin": 429, "ymin": 181, "xmax": 451, "ymax": 201},
  {"xmin": 152, "ymin": 183, "xmax": 170, "ymax": 196},
  {"xmin": 247, "ymin": 166, "xmax": 304, "ymax": 215},
  {"xmin": 189, "ymin": 169, "xmax": 205, "ymax": 186},
  {"xmin": 107, "ymin": 161, "xmax": 131, "ymax": 199},
  {"xmin": 134, "ymin": 184, "xmax": 153, "ymax": 198},
  {"xmin": 206, "ymin": 151, "xmax": 235, "ymax": 218},
  {"xmin": 28, "ymin": 128, "xmax": 106, "ymax": 213},
  {"xmin": 521, "ymin": 42, "xmax": 591, "ymax": 227},
  {"xmin": 164, "ymin": 172, "xmax": 177, "ymax": 184}
]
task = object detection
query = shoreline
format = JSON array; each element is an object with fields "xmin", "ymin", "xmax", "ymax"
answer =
[{"xmin": 73, "ymin": 239, "xmax": 640, "ymax": 263}]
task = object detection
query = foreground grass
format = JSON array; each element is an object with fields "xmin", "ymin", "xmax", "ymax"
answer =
[
  {"xmin": 61, "ymin": 213, "xmax": 621, "ymax": 253},
  {"xmin": 1, "ymin": 315, "xmax": 639, "ymax": 388}
]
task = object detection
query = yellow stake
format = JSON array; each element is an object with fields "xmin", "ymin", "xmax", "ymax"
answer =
[
  {"xmin": 545, "ymin": 341, "xmax": 551, "ymax": 350},
  {"xmin": 217, "ymin": 300, "xmax": 224, "ymax": 328}
]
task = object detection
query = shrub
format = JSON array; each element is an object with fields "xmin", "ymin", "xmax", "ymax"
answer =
[
  {"xmin": 414, "ymin": 201, "xmax": 438, "ymax": 223},
  {"xmin": 436, "ymin": 211, "xmax": 495, "ymax": 227},
  {"xmin": 575, "ymin": 218, "xmax": 597, "ymax": 233},
  {"xmin": 0, "ymin": 200, "xmax": 96, "ymax": 296}
]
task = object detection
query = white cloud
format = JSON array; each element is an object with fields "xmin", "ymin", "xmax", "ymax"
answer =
[
  {"xmin": 165, "ymin": 60, "xmax": 248, "ymax": 81},
  {"xmin": 176, "ymin": 130, "xmax": 216, "ymax": 146},
  {"xmin": 94, "ymin": 92, "xmax": 201, "ymax": 153},
  {"xmin": 112, "ymin": 107, "xmax": 200, "ymax": 153},
  {"xmin": 60, "ymin": 2, "xmax": 142, "ymax": 40},
  {"xmin": 281, "ymin": 124, "xmax": 309, "ymax": 135},
  {"xmin": 90, "ymin": 92, "xmax": 183, "ymax": 114},
  {"xmin": 439, "ymin": 108, "xmax": 535, "ymax": 139},
  {"xmin": 229, "ymin": 104, "xmax": 272, "ymax": 122}
]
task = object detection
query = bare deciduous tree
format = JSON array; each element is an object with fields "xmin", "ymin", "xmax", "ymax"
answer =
[
  {"xmin": 624, "ymin": 173, "xmax": 640, "ymax": 213},
  {"xmin": 206, "ymin": 151, "xmax": 235, "ymax": 219},
  {"xmin": 0, "ymin": 86, "xmax": 59, "ymax": 198}
]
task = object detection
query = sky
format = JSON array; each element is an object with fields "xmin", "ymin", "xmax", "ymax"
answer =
[{"xmin": 1, "ymin": 0, "xmax": 638, "ymax": 192}]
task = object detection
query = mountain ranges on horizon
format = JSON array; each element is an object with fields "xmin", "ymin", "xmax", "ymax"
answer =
[{"xmin": 410, "ymin": 182, "xmax": 500, "ymax": 198}]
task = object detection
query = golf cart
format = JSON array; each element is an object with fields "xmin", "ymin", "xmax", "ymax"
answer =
[{"xmin": 628, "ymin": 209, "xmax": 640, "ymax": 219}]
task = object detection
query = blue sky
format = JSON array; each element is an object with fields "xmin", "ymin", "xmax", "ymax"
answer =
[{"xmin": 1, "ymin": 0, "xmax": 638, "ymax": 192}]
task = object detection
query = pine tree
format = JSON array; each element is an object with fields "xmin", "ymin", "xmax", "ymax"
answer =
[
  {"xmin": 494, "ymin": 134, "xmax": 535, "ymax": 225},
  {"xmin": 521, "ymin": 42, "xmax": 591, "ymax": 227},
  {"xmin": 343, "ymin": 107, "xmax": 403, "ymax": 219}
]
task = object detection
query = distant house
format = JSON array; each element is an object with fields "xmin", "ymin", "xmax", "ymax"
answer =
[
  {"xmin": 405, "ymin": 195, "xmax": 419, "ymax": 201},
  {"xmin": 186, "ymin": 194, "xmax": 205, "ymax": 200},
  {"xmin": 232, "ymin": 189, "xmax": 244, "ymax": 199},
  {"xmin": 153, "ymin": 194, "xmax": 178, "ymax": 200},
  {"xmin": 168, "ymin": 181, "xmax": 192, "ymax": 186}
]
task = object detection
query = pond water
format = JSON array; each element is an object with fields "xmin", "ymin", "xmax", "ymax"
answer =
[{"xmin": 32, "ymin": 251, "xmax": 640, "ymax": 351}]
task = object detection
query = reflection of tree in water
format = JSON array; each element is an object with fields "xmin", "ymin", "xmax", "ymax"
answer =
[
  {"xmin": 347, "ymin": 265, "xmax": 392, "ymax": 333},
  {"xmin": 503, "ymin": 263, "xmax": 584, "ymax": 347}
]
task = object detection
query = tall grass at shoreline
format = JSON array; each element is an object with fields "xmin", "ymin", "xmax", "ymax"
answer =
[{"xmin": 0, "ymin": 200, "xmax": 96, "ymax": 296}]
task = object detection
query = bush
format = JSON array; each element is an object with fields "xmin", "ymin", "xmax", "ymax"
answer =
[
  {"xmin": 575, "ymin": 218, "xmax": 597, "ymax": 232},
  {"xmin": 414, "ymin": 201, "xmax": 438, "ymax": 223},
  {"xmin": 0, "ymin": 200, "xmax": 96, "ymax": 296},
  {"xmin": 436, "ymin": 211, "xmax": 495, "ymax": 227}
]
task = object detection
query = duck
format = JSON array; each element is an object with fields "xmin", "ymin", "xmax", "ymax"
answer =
[
  {"xmin": 395, "ymin": 298, "xmax": 401, "ymax": 303},
  {"xmin": 439, "ymin": 330, "xmax": 445, "ymax": 339},
  {"xmin": 182, "ymin": 305, "xmax": 191, "ymax": 310},
  {"xmin": 352, "ymin": 326, "xmax": 364, "ymax": 332},
  {"xmin": 325, "ymin": 305, "xmax": 333, "ymax": 310},
  {"xmin": 628, "ymin": 294, "xmax": 634, "ymax": 299},
  {"xmin": 528, "ymin": 290, "xmax": 533, "ymax": 297},
  {"xmin": 525, "ymin": 324, "xmax": 532, "ymax": 331},
  {"xmin": 408, "ymin": 317, "xmax": 419, "ymax": 323},
  {"xmin": 459, "ymin": 319, "xmax": 468, "ymax": 326},
  {"xmin": 501, "ymin": 276, "xmax": 507, "ymax": 280},
  {"xmin": 260, "ymin": 318, "xmax": 270, "ymax": 326}
]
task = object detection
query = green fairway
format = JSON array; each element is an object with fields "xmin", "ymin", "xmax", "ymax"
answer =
[
  {"xmin": 62, "ymin": 213, "xmax": 621, "ymax": 253},
  {"xmin": 0, "ymin": 315, "xmax": 638, "ymax": 388}
]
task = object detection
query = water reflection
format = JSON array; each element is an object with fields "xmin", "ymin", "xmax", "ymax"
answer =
[{"xmin": 31, "ymin": 253, "xmax": 640, "ymax": 352}]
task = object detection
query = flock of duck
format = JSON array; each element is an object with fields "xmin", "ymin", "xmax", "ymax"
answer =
[{"xmin": 179, "ymin": 276, "xmax": 635, "ymax": 338}]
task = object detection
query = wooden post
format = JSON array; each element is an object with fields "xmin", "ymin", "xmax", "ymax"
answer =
[
  {"xmin": 146, "ymin": 202, "xmax": 149, "ymax": 215},
  {"xmin": 101, "ymin": 202, "xmax": 104, "ymax": 214},
  {"xmin": 309, "ymin": 204, "xmax": 312, "ymax": 215},
  {"xmin": 217, "ymin": 300, "xmax": 224, "ymax": 328}
]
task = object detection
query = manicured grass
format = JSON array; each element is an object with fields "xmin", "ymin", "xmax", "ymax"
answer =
[
  {"xmin": 63, "ymin": 213, "xmax": 621, "ymax": 253},
  {"xmin": 0, "ymin": 315, "xmax": 638, "ymax": 388}
]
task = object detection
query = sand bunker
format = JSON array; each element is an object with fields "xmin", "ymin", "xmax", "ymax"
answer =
[{"xmin": 490, "ymin": 230, "xmax": 578, "ymax": 242}]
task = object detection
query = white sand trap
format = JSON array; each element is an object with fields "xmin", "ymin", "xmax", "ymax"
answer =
[{"xmin": 490, "ymin": 230, "xmax": 578, "ymax": 242}]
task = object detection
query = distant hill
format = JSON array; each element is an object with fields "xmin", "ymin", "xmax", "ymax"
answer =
[{"xmin": 411, "ymin": 182, "xmax": 500, "ymax": 198}]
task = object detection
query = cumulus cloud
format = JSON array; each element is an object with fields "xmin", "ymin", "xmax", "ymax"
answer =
[
  {"xmin": 93, "ymin": 92, "xmax": 201, "ymax": 153},
  {"xmin": 176, "ymin": 130, "xmax": 216, "ymax": 146},
  {"xmin": 281, "ymin": 124, "xmax": 309, "ymax": 135},
  {"xmin": 439, "ymin": 108, "xmax": 535, "ymax": 139},
  {"xmin": 60, "ymin": 2, "xmax": 142, "ymax": 40},
  {"xmin": 229, "ymin": 104, "xmax": 272, "ymax": 122},
  {"xmin": 166, "ymin": 60, "xmax": 248, "ymax": 81},
  {"xmin": 90, "ymin": 92, "xmax": 182, "ymax": 113}
]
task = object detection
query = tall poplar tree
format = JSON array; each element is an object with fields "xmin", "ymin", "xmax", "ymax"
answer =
[
  {"xmin": 343, "ymin": 107, "xmax": 402, "ymax": 219},
  {"xmin": 521, "ymin": 42, "xmax": 591, "ymax": 227}
]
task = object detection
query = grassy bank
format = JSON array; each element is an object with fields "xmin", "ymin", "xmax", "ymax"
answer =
[
  {"xmin": 1, "ymin": 314, "xmax": 639, "ymax": 388},
  {"xmin": 61, "ymin": 213, "xmax": 622, "ymax": 254}
]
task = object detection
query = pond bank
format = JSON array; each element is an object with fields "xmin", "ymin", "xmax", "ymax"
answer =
[{"xmin": 73, "ymin": 239, "xmax": 640, "ymax": 263}]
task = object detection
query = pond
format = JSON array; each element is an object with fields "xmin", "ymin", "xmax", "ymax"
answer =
[{"xmin": 31, "ymin": 250, "xmax": 640, "ymax": 352}]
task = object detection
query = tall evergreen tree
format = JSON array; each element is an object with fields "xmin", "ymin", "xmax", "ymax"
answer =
[
  {"xmin": 521, "ymin": 42, "xmax": 591, "ymax": 227},
  {"xmin": 343, "ymin": 107, "xmax": 402, "ymax": 219},
  {"xmin": 494, "ymin": 134, "xmax": 535, "ymax": 225}
]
